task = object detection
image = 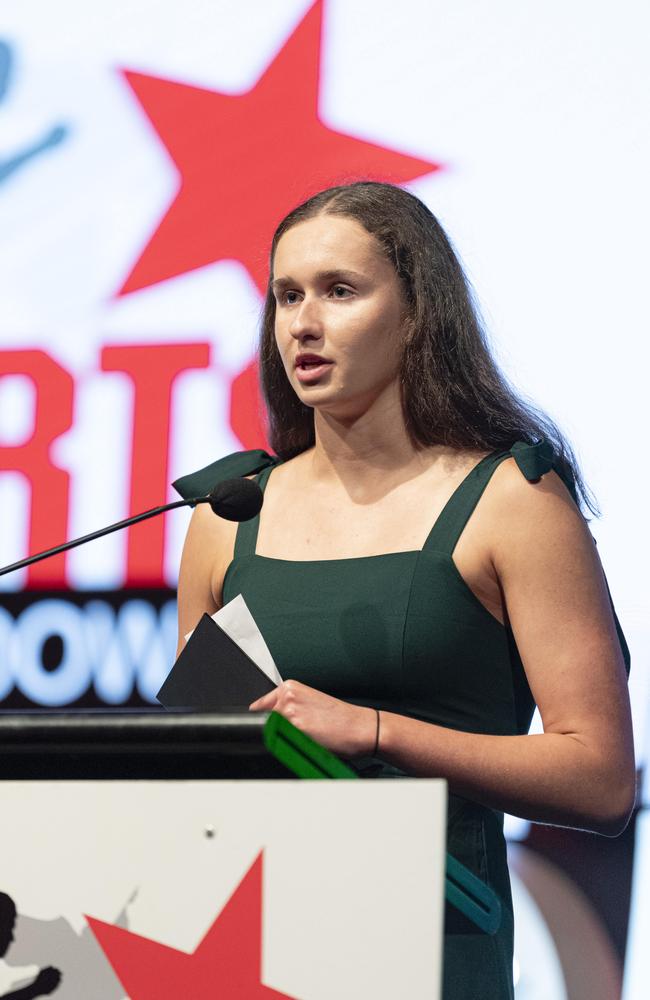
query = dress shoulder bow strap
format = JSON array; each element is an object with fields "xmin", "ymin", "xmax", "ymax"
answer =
[
  {"xmin": 509, "ymin": 439, "xmax": 578, "ymax": 504},
  {"xmin": 172, "ymin": 449, "xmax": 280, "ymax": 500},
  {"xmin": 509, "ymin": 439, "xmax": 555, "ymax": 481}
]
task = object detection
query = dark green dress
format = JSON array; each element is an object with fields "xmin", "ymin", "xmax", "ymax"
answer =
[{"xmin": 174, "ymin": 441, "xmax": 630, "ymax": 1000}]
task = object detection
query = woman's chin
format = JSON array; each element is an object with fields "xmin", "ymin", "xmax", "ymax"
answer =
[
  {"xmin": 292, "ymin": 380, "xmax": 341, "ymax": 408},
  {"xmin": 311, "ymin": 397, "xmax": 375, "ymax": 427},
  {"xmin": 307, "ymin": 383, "xmax": 400, "ymax": 425}
]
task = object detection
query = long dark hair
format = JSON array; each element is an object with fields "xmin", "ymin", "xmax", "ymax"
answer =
[{"xmin": 260, "ymin": 181, "xmax": 596, "ymax": 514}]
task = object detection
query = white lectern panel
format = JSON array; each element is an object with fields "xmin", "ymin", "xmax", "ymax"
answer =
[{"xmin": 0, "ymin": 779, "xmax": 446, "ymax": 999}]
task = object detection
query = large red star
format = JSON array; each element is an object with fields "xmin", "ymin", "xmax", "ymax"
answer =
[
  {"xmin": 117, "ymin": 0, "xmax": 440, "ymax": 297},
  {"xmin": 86, "ymin": 852, "xmax": 297, "ymax": 999}
]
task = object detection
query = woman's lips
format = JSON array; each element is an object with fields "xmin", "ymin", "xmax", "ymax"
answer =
[
  {"xmin": 296, "ymin": 360, "xmax": 333, "ymax": 385},
  {"xmin": 294, "ymin": 358, "xmax": 334, "ymax": 384}
]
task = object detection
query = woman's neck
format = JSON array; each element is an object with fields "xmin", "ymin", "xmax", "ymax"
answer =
[{"xmin": 307, "ymin": 393, "xmax": 440, "ymax": 498}]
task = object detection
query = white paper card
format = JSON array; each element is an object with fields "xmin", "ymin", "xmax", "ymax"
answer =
[{"xmin": 185, "ymin": 593, "xmax": 283, "ymax": 685}]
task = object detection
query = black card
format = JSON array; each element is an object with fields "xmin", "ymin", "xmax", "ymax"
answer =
[{"xmin": 156, "ymin": 613, "xmax": 277, "ymax": 710}]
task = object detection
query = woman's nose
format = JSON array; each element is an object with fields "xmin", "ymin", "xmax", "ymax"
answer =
[{"xmin": 289, "ymin": 297, "xmax": 322, "ymax": 340}]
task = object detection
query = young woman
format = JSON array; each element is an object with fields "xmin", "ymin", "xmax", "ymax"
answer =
[{"xmin": 175, "ymin": 182, "xmax": 634, "ymax": 998}]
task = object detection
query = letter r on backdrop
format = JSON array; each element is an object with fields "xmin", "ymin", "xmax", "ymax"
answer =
[{"xmin": 0, "ymin": 349, "xmax": 73, "ymax": 587}]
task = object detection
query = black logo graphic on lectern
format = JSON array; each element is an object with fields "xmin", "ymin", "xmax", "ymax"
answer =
[
  {"xmin": 0, "ymin": 893, "xmax": 61, "ymax": 997},
  {"xmin": 0, "ymin": 890, "xmax": 133, "ymax": 998}
]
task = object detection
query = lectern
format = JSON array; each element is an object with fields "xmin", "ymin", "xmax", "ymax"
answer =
[{"xmin": 0, "ymin": 711, "xmax": 498, "ymax": 999}]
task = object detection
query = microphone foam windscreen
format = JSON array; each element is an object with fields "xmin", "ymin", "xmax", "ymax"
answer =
[{"xmin": 208, "ymin": 477, "xmax": 263, "ymax": 522}]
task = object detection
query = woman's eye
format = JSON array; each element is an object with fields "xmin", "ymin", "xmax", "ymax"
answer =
[{"xmin": 284, "ymin": 290, "xmax": 299, "ymax": 305}]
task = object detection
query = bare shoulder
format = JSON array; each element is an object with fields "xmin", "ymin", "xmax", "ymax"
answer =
[
  {"xmin": 482, "ymin": 457, "xmax": 592, "ymax": 555},
  {"xmin": 488, "ymin": 453, "xmax": 576, "ymax": 504},
  {"xmin": 184, "ymin": 498, "xmax": 238, "ymax": 552},
  {"xmin": 480, "ymin": 457, "xmax": 625, "ymax": 664}
]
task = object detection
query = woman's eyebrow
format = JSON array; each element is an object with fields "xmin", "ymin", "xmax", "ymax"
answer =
[
  {"xmin": 271, "ymin": 269, "xmax": 365, "ymax": 291},
  {"xmin": 270, "ymin": 275, "xmax": 294, "ymax": 292}
]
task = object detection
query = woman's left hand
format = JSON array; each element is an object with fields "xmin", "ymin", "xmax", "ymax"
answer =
[{"xmin": 249, "ymin": 680, "xmax": 376, "ymax": 758}]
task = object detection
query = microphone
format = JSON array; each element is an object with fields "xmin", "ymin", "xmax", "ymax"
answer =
[
  {"xmin": 206, "ymin": 477, "xmax": 263, "ymax": 521},
  {"xmin": 0, "ymin": 477, "xmax": 264, "ymax": 579}
]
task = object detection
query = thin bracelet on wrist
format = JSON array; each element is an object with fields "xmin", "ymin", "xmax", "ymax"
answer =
[{"xmin": 372, "ymin": 708, "xmax": 381, "ymax": 756}]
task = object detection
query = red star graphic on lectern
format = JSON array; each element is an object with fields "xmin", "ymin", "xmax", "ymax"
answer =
[
  {"xmin": 86, "ymin": 853, "xmax": 297, "ymax": 999},
  {"xmin": 117, "ymin": 0, "xmax": 440, "ymax": 297}
]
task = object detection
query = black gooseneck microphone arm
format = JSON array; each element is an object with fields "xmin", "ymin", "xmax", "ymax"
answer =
[
  {"xmin": 0, "ymin": 478, "xmax": 263, "ymax": 579},
  {"xmin": 0, "ymin": 497, "xmax": 201, "ymax": 579}
]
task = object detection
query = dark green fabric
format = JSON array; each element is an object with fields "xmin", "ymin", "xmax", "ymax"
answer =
[
  {"xmin": 174, "ymin": 441, "xmax": 630, "ymax": 998},
  {"xmin": 172, "ymin": 449, "xmax": 279, "ymax": 500}
]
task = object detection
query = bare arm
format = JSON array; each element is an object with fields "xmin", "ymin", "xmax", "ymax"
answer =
[
  {"xmin": 251, "ymin": 463, "xmax": 636, "ymax": 836},
  {"xmin": 175, "ymin": 503, "xmax": 234, "ymax": 657}
]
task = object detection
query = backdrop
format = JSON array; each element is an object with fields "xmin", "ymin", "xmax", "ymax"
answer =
[{"xmin": 0, "ymin": 2, "xmax": 648, "ymax": 996}]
